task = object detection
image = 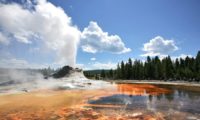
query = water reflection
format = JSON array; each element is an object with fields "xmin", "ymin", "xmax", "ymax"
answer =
[
  {"xmin": 88, "ymin": 83, "xmax": 200, "ymax": 119},
  {"xmin": 117, "ymin": 84, "xmax": 171, "ymax": 96}
]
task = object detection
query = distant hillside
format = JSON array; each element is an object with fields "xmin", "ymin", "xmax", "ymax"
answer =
[
  {"xmin": 83, "ymin": 69, "xmax": 110, "ymax": 79},
  {"xmin": 84, "ymin": 69, "xmax": 110, "ymax": 74}
]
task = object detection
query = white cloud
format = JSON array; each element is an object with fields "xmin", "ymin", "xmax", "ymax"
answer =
[
  {"xmin": 90, "ymin": 62, "xmax": 116, "ymax": 70},
  {"xmin": 90, "ymin": 57, "xmax": 96, "ymax": 61},
  {"xmin": 81, "ymin": 21, "xmax": 131, "ymax": 54},
  {"xmin": 0, "ymin": 1, "xmax": 131, "ymax": 69},
  {"xmin": 0, "ymin": 58, "xmax": 48, "ymax": 69},
  {"xmin": 0, "ymin": 0, "xmax": 80, "ymax": 67},
  {"xmin": 141, "ymin": 36, "xmax": 178, "ymax": 57},
  {"xmin": 178, "ymin": 54, "xmax": 192, "ymax": 59},
  {"xmin": 82, "ymin": 45, "xmax": 97, "ymax": 53},
  {"xmin": 0, "ymin": 32, "xmax": 9, "ymax": 45},
  {"xmin": 171, "ymin": 54, "xmax": 193, "ymax": 61},
  {"xmin": 75, "ymin": 63, "xmax": 85, "ymax": 69},
  {"xmin": 76, "ymin": 61, "xmax": 117, "ymax": 70}
]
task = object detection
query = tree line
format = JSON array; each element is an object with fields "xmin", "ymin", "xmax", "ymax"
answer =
[{"xmin": 95, "ymin": 51, "xmax": 200, "ymax": 81}]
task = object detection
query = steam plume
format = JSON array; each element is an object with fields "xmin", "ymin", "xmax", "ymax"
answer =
[{"xmin": 0, "ymin": 0, "xmax": 80, "ymax": 67}]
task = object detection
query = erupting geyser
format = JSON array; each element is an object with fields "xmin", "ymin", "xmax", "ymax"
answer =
[{"xmin": 0, "ymin": 0, "xmax": 81, "ymax": 67}]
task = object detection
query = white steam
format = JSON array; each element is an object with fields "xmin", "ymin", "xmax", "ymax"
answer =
[
  {"xmin": 0, "ymin": 69, "xmax": 112, "ymax": 94},
  {"xmin": 0, "ymin": 0, "xmax": 131, "ymax": 68},
  {"xmin": 0, "ymin": 0, "xmax": 80, "ymax": 67},
  {"xmin": 7, "ymin": 69, "xmax": 43, "ymax": 83}
]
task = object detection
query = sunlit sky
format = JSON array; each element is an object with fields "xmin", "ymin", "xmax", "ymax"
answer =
[{"xmin": 0, "ymin": 0, "xmax": 200, "ymax": 69}]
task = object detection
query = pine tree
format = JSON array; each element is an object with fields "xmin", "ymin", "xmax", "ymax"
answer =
[
  {"xmin": 154, "ymin": 56, "xmax": 162, "ymax": 80},
  {"xmin": 162, "ymin": 56, "xmax": 174, "ymax": 79},
  {"xmin": 100, "ymin": 69, "xmax": 106, "ymax": 78},
  {"xmin": 145, "ymin": 56, "xmax": 153, "ymax": 79},
  {"xmin": 120, "ymin": 61, "xmax": 125, "ymax": 79},
  {"xmin": 195, "ymin": 51, "xmax": 200, "ymax": 81},
  {"xmin": 116, "ymin": 63, "xmax": 121, "ymax": 79},
  {"xmin": 127, "ymin": 58, "xmax": 132, "ymax": 79},
  {"xmin": 109, "ymin": 69, "xmax": 113, "ymax": 79},
  {"xmin": 175, "ymin": 58, "xmax": 180, "ymax": 80},
  {"xmin": 111, "ymin": 51, "xmax": 200, "ymax": 81}
]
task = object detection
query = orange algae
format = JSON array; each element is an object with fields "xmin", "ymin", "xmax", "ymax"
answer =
[
  {"xmin": 55, "ymin": 107, "xmax": 165, "ymax": 120},
  {"xmin": 0, "ymin": 84, "xmax": 171, "ymax": 120},
  {"xmin": 117, "ymin": 84, "xmax": 171, "ymax": 96}
]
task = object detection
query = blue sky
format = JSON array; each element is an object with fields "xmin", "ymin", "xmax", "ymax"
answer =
[{"xmin": 0, "ymin": 0, "xmax": 200, "ymax": 69}]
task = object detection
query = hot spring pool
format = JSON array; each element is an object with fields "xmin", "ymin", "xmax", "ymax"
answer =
[
  {"xmin": 0, "ymin": 82, "xmax": 200, "ymax": 120},
  {"xmin": 86, "ymin": 83, "xmax": 200, "ymax": 120}
]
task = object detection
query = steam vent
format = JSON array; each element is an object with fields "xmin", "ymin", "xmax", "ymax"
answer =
[{"xmin": 49, "ymin": 66, "xmax": 82, "ymax": 79}]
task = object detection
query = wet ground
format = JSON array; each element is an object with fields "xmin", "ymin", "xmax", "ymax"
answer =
[{"xmin": 0, "ymin": 81, "xmax": 200, "ymax": 120}]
